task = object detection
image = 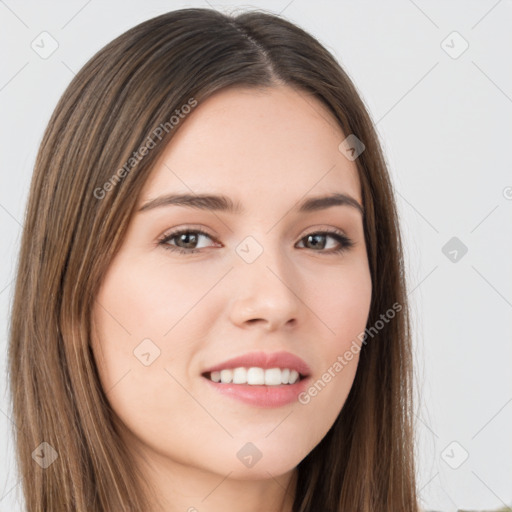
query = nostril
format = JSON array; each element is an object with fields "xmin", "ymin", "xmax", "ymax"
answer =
[{"xmin": 247, "ymin": 318, "xmax": 264, "ymax": 325}]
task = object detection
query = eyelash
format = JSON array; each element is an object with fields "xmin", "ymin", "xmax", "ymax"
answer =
[{"xmin": 157, "ymin": 227, "xmax": 354, "ymax": 255}]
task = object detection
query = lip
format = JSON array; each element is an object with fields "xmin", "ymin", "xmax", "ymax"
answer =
[
  {"xmin": 202, "ymin": 375, "xmax": 311, "ymax": 408},
  {"xmin": 201, "ymin": 351, "xmax": 312, "ymax": 408},
  {"xmin": 201, "ymin": 350, "xmax": 312, "ymax": 377}
]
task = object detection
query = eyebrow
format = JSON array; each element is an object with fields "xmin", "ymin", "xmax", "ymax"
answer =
[{"xmin": 138, "ymin": 192, "xmax": 364, "ymax": 216}]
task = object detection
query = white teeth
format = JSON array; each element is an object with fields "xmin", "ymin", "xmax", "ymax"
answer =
[
  {"xmin": 232, "ymin": 367, "xmax": 247, "ymax": 384},
  {"xmin": 264, "ymin": 368, "xmax": 282, "ymax": 386},
  {"xmin": 207, "ymin": 367, "xmax": 302, "ymax": 385},
  {"xmin": 220, "ymin": 369, "xmax": 233, "ymax": 384},
  {"xmin": 247, "ymin": 367, "xmax": 265, "ymax": 385}
]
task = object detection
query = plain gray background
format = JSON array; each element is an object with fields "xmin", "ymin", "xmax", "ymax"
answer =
[{"xmin": 1, "ymin": 1, "xmax": 511, "ymax": 510}]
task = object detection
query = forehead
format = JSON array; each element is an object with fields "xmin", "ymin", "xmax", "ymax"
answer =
[{"xmin": 140, "ymin": 85, "xmax": 362, "ymax": 209}]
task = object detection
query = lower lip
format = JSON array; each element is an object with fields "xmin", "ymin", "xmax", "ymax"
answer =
[{"xmin": 202, "ymin": 375, "xmax": 311, "ymax": 408}]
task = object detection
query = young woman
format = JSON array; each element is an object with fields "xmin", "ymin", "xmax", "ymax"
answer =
[{"xmin": 8, "ymin": 7, "xmax": 419, "ymax": 512}]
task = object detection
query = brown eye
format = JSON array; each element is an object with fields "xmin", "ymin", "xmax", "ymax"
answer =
[
  {"xmin": 158, "ymin": 228, "xmax": 353, "ymax": 256},
  {"xmin": 158, "ymin": 229, "xmax": 217, "ymax": 254},
  {"xmin": 172, "ymin": 232, "xmax": 202, "ymax": 249},
  {"xmin": 296, "ymin": 231, "xmax": 354, "ymax": 254}
]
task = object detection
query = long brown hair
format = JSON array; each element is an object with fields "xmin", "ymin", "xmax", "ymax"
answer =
[{"xmin": 8, "ymin": 8, "xmax": 418, "ymax": 511}]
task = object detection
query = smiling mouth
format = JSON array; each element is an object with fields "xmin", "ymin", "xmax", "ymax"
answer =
[{"xmin": 202, "ymin": 367, "xmax": 307, "ymax": 386}]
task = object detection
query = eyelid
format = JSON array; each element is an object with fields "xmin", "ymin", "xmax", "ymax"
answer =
[
  {"xmin": 158, "ymin": 224, "xmax": 350, "ymax": 240},
  {"xmin": 296, "ymin": 224, "xmax": 349, "ymax": 240},
  {"xmin": 157, "ymin": 225, "xmax": 219, "ymax": 247}
]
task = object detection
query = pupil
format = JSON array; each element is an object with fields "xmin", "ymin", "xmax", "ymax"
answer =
[
  {"xmin": 308, "ymin": 234, "xmax": 324, "ymax": 249},
  {"xmin": 180, "ymin": 233, "xmax": 197, "ymax": 248}
]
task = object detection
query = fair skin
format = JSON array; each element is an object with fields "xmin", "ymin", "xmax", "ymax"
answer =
[{"xmin": 91, "ymin": 84, "xmax": 372, "ymax": 512}]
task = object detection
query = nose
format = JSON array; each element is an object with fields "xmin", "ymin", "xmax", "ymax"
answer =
[{"xmin": 228, "ymin": 245, "xmax": 301, "ymax": 331}]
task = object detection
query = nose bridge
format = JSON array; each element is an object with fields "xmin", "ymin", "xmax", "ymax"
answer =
[
  {"xmin": 235, "ymin": 231, "xmax": 290, "ymax": 283},
  {"xmin": 228, "ymin": 233, "xmax": 300, "ymax": 328}
]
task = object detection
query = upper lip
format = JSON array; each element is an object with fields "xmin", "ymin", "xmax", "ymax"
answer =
[{"xmin": 202, "ymin": 351, "xmax": 311, "ymax": 377}]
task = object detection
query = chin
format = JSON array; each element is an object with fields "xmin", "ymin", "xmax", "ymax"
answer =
[{"xmin": 224, "ymin": 462, "xmax": 297, "ymax": 481}]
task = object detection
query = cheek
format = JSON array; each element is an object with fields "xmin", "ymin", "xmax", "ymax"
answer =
[
  {"xmin": 91, "ymin": 256, "xmax": 229, "ymax": 381},
  {"xmin": 90, "ymin": 259, "xmax": 183, "ymax": 401},
  {"xmin": 93, "ymin": 260, "xmax": 208, "ymax": 341},
  {"xmin": 90, "ymin": 259, "xmax": 209, "ymax": 456},
  {"xmin": 306, "ymin": 259, "xmax": 372, "ymax": 343},
  {"xmin": 294, "ymin": 261, "xmax": 371, "ymax": 421},
  {"xmin": 90, "ymin": 255, "xmax": 225, "ymax": 405}
]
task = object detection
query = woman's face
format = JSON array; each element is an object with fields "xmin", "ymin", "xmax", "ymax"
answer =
[{"xmin": 91, "ymin": 85, "xmax": 372, "ymax": 482}]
